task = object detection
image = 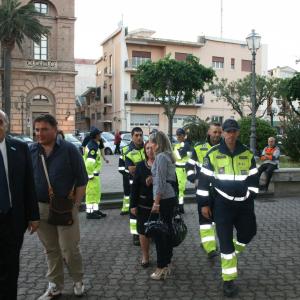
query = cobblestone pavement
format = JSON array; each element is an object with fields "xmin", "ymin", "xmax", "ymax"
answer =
[{"xmin": 18, "ymin": 196, "xmax": 300, "ymax": 300}]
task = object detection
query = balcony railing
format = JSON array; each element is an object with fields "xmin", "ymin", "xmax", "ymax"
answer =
[
  {"xmin": 124, "ymin": 57, "xmax": 151, "ymax": 70},
  {"xmin": 104, "ymin": 67, "xmax": 112, "ymax": 76},
  {"xmin": 126, "ymin": 90, "xmax": 205, "ymax": 106},
  {"xmin": 26, "ymin": 59, "xmax": 57, "ymax": 69},
  {"xmin": 104, "ymin": 94, "xmax": 112, "ymax": 105}
]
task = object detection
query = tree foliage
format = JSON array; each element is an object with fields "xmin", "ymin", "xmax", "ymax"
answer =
[
  {"xmin": 0, "ymin": 0, "xmax": 50, "ymax": 129},
  {"xmin": 238, "ymin": 117, "xmax": 277, "ymax": 153},
  {"xmin": 211, "ymin": 75, "xmax": 281, "ymax": 118},
  {"xmin": 282, "ymin": 115, "xmax": 300, "ymax": 161},
  {"xmin": 183, "ymin": 116, "xmax": 209, "ymax": 145},
  {"xmin": 135, "ymin": 55, "xmax": 215, "ymax": 137},
  {"xmin": 285, "ymin": 73, "xmax": 300, "ymax": 116}
]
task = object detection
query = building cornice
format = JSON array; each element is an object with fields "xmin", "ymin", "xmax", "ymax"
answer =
[
  {"xmin": 125, "ymin": 36, "xmax": 203, "ymax": 48},
  {"xmin": 0, "ymin": 67, "xmax": 77, "ymax": 75}
]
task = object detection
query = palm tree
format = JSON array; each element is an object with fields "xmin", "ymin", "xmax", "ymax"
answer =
[{"xmin": 0, "ymin": 0, "xmax": 49, "ymax": 131}]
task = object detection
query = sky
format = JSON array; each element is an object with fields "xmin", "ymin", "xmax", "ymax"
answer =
[{"xmin": 75, "ymin": 0, "xmax": 300, "ymax": 71}]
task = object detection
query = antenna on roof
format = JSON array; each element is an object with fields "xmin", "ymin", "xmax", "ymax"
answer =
[{"xmin": 220, "ymin": 0, "xmax": 223, "ymax": 38}]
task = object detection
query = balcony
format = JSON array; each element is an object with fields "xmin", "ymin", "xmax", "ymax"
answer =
[
  {"xmin": 124, "ymin": 57, "xmax": 151, "ymax": 71},
  {"xmin": 104, "ymin": 94, "xmax": 112, "ymax": 106},
  {"xmin": 104, "ymin": 67, "xmax": 112, "ymax": 77},
  {"xmin": 125, "ymin": 90, "xmax": 205, "ymax": 106},
  {"xmin": 26, "ymin": 59, "xmax": 57, "ymax": 70}
]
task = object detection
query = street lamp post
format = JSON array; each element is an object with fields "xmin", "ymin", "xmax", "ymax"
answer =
[{"xmin": 246, "ymin": 29, "xmax": 261, "ymax": 155}]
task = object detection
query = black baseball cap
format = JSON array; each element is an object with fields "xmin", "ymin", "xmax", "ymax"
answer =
[
  {"xmin": 222, "ymin": 119, "xmax": 240, "ymax": 132},
  {"xmin": 176, "ymin": 128, "xmax": 185, "ymax": 136}
]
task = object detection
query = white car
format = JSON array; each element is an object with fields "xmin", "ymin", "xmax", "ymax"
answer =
[
  {"xmin": 101, "ymin": 132, "xmax": 127, "ymax": 155},
  {"xmin": 121, "ymin": 133, "xmax": 149, "ymax": 146}
]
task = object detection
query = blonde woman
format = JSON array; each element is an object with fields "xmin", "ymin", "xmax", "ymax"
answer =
[{"xmin": 149, "ymin": 131, "xmax": 178, "ymax": 280}]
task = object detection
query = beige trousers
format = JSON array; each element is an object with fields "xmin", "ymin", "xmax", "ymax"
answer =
[{"xmin": 37, "ymin": 202, "xmax": 83, "ymax": 289}]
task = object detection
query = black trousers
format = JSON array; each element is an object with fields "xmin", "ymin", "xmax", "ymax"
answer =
[
  {"xmin": 114, "ymin": 143, "xmax": 121, "ymax": 154},
  {"xmin": 0, "ymin": 213, "xmax": 23, "ymax": 300},
  {"xmin": 258, "ymin": 163, "xmax": 277, "ymax": 188},
  {"xmin": 123, "ymin": 175, "xmax": 130, "ymax": 197},
  {"xmin": 197, "ymin": 195, "xmax": 215, "ymax": 225},
  {"xmin": 214, "ymin": 198, "xmax": 256, "ymax": 254},
  {"xmin": 154, "ymin": 197, "xmax": 178, "ymax": 268}
]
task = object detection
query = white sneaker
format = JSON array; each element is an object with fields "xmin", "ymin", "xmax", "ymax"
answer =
[
  {"xmin": 38, "ymin": 282, "xmax": 62, "ymax": 300},
  {"xmin": 73, "ymin": 281, "xmax": 85, "ymax": 297}
]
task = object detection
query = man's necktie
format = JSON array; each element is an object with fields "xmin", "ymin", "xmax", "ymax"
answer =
[{"xmin": 0, "ymin": 149, "xmax": 10, "ymax": 213}]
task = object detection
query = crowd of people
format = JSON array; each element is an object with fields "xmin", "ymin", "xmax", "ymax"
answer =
[{"xmin": 0, "ymin": 108, "xmax": 282, "ymax": 299}]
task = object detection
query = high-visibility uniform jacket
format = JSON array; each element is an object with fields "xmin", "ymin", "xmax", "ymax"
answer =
[
  {"xmin": 196, "ymin": 139, "xmax": 259, "ymax": 206},
  {"xmin": 260, "ymin": 145, "xmax": 280, "ymax": 166},
  {"xmin": 118, "ymin": 145, "xmax": 129, "ymax": 175},
  {"xmin": 125, "ymin": 142, "xmax": 145, "ymax": 185},
  {"xmin": 186, "ymin": 140, "xmax": 213, "ymax": 183},
  {"xmin": 84, "ymin": 139, "xmax": 102, "ymax": 204},
  {"xmin": 173, "ymin": 141, "xmax": 191, "ymax": 168}
]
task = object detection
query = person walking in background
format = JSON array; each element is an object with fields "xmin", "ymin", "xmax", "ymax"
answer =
[
  {"xmin": 186, "ymin": 123, "xmax": 222, "ymax": 259},
  {"xmin": 84, "ymin": 128, "xmax": 109, "ymax": 219},
  {"xmin": 0, "ymin": 110, "xmax": 39, "ymax": 300},
  {"xmin": 125, "ymin": 127, "xmax": 145, "ymax": 246},
  {"xmin": 173, "ymin": 128, "xmax": 191, "ymax": 214},
  {"xmin": 258, "ymin": 136, "xmax": 280, "ymax": 191},
  {"xmin": 130, "ymin": 141, "xmax": 154, "ymax": 268},
  {"xmin": 149, "ymin": 131, "xmax": 178, "ymax": 280},
  {"xmin": 114, "ymin": 129, "xmax": 122, "ymax": 154},
  {"xmin": 29, "ymin": 114, "xmax": 88, "ymax": 299},
  {"xmin": 196, "ymin": 119, "xmax": 259, "ymax": 297}
]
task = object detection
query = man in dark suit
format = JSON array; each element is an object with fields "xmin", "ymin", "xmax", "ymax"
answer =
[{"xmin": 0, "ymin": 110, "xmax": 40, "ymax": 300}]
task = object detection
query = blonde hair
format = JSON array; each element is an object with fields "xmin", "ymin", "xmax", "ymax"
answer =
[{"xmin": 149, "ymin": 131, "xmax": 175, "ymax": 163}]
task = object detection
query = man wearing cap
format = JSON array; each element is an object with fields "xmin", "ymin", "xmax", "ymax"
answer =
[
  {"xmin": 196, "ymin": 119, "xmax": 259, "ymax": 297},
  {"xmin": 186, "ymin": 122, "xmax": 222, "ymax": 259},
  {"xmin": 173, "ymin": 128, "xmax": 191, "ymax": 213},
  {"xmin": 84, "ymin": 128, "xmax": 109, "ymax": 219}
]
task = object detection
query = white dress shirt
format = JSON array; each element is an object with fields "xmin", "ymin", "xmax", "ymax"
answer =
[{"xmin": 0, "ymin": 138, "xmax": 12, "ymax": 205}]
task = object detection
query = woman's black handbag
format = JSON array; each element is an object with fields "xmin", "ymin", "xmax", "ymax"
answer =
[
  {"xmin": 172, "ymin": 213, "xmax": 187, "ymax": 247},
  {"xmin": 144, "ymin": 214, "xmax": 169, "ymax": 238}
]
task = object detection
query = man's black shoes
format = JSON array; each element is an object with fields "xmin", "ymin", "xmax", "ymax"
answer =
[{"xmin": 223, "ymin": 280, "xmax": 238, "ymax": 298}]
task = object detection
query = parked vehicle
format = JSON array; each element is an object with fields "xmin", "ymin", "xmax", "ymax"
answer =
[
  {"xmin": 64, "ymin": 133, "xmax": 83, "ymax": 154},
  {"xmin": 8, "ymin": 133, "xmax": 34, "ymax": 145},
  {"xmin": 121, "ymin": 133, "xmax": 149, "ymax": 146},
  {"xmin": 101, "ymin": 131, "xmax": 127, "ymax": 155}
]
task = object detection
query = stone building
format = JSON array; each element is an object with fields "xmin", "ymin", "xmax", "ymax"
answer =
[{"xmin": 0, "ymin": 0, "xmax": 76, "ymax": 135}]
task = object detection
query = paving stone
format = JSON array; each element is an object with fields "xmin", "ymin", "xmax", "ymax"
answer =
[{"xmin": 17, "ymin": 196, "xmax": 300, "ymax": 299}]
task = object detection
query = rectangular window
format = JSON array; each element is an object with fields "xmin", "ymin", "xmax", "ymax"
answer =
[
  {"xmin": 132, "ymin": 51, "xmax": 151, "ymax": 58},
  {"xmin": 34, "ymin": 35, "xmax": 48, "ymax": 60},
  {"xmin": 212, "ymin": 56, "xmax": 224, "ymax": 69},
  {"xmin": 231, "ymin": 58, "xmax": 235, "ymax": 69},
  {"xmin": 211, "ymin": 116, "xmax": 223, "ymax": 124},
  {"xmin": 173, "ymin": 115, "xmax": 191, "ymax": 128},
  {"xmin": 130, "ymin": 114, "xmax": 159, "ymax": 126},
  {"xmin": 175, "ymin": 52, "xmax": 190, "ymax": 61},
  {"xmin": 91, "ymin": 113, "xmax": 95, "ymax": 120},
  {"xmin": 95, "ymin": 87, "xmax": 101, "ymax": 100},
  {"xmin": 241, "ymin": 59, "xmax": 252, "ymax": 72},
  {"xmin": 97, "ymin": 112, "xmax": 101, "ymax": 120},
  {"xmin": 34, "ymin": 2, "xmax": 48, "ymax": 14}
]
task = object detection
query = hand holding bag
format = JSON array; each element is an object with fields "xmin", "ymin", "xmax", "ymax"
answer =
[
  {"xmin": 144, "ymin": 213, "xmax": 169, "ymax": 238},
  {"xmin": 172, "ymin": 212, "xmax": 187, "ymax": 247},
  {"xmin": 41, "ymin": 154, "xmax": 74, "ymax": 226}
]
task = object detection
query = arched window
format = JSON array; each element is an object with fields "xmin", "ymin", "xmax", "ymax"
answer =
[
  {"xmin": 34, "ymin": 2, "xmax": 48, "ymax": 14},
  {"xmin": 33, "ymin": 95, "xmax": 49, "ymax": 102}
]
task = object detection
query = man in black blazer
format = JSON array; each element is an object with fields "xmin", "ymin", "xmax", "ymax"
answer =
[{"xmin": 0, "ymin": 110, "xmax": 40, "ymax": 300}]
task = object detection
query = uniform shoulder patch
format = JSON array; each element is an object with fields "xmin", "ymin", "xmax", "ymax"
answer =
[{"xmin": 203, "ymin": 157, "xmax": 210, "ymax": 168}]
